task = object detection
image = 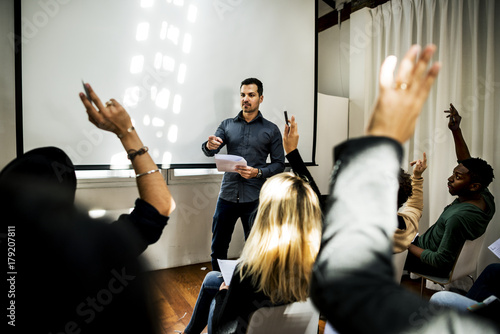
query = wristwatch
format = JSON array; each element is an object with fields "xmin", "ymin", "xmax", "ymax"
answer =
[{"xmin": 256, "ymin": 169, "xmax": 263, "ymax": 179}]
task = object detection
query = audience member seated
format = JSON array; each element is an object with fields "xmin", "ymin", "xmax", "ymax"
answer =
[
  {"xmin": 430, "ymin": 263, "xmax": 500, "ymax": 310},
  {"xmin": 405, "ymin": 103, "xmax": 495, "ymax": 277},
  {"xmin": 0, "ymin": 84, "xmax": 175, "ymax": 333},
  {"xmin": 311, "ymin": 44, "xmax": 498, "ymax": 333},
  {"xmin": 430, "ymin": 263, "xmax": 500, "ymax": 326},
  {"xmin": 183, "ymin": 172, "xmax": 322, "ymax": 334},
  {"xmin": 393, "ymin": 153, "xmax": 427, "ymax": 253}
]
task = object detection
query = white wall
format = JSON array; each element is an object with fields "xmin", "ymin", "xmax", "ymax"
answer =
[
  {"xmin": 0, "ymin": 0, "xmax": 17, "ymax": 167},
  {"xmin": 76, "ymin": 175, "xmax": 243, "ymax": 270},
  {"xmin": 309, "ymin": 94, "xmax": 348, "ymax": 195},
  {"xmin": 318, "ymin": 21, "xmax": 350, "ymax": 98},
  {"xmin": 317, "ymin": 9, "xmax": 370, "ymax": 139}
]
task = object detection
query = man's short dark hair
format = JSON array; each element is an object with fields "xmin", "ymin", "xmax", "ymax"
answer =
[
  {"xmin": 398, "ymin": 168, "xmax": 412, "ymax": 208},
  {"xmin": 241, "ymin": 78, "xmax": 263, "ymax": 96},
  {"xmin": 461, "ymin": 158, "xmax": 494, "ymax": 189}
]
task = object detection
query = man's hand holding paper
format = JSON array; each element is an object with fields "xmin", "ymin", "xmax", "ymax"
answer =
[{"xmin": 215, "ymin": 154, "xmax": 247, "ymax": 172}]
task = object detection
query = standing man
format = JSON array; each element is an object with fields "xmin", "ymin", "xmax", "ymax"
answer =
[{"xmin": 202, "ymin": 78, "xmax": 285, "ymax": 271}]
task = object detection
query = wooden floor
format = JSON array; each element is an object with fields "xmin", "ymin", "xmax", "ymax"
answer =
[{"xmin": 146, "ymin": 262, "xmax": 436, "ymax": 334}]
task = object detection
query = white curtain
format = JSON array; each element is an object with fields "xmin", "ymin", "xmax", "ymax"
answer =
[{"xmin": 364, "ymin": 0, "xmax": 500, "ymax": 270}]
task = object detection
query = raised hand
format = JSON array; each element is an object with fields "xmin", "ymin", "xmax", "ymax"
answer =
[
  {"xmin": 283, "ymin": 115, "xmax": 299, "ymax": 154},
  {"xmin": 79, "ymin": 83, "xmax": 175, "ymax": 217},
  {"xmin": 410, "ymin": 152, "xmax": 427, "ymax": 178},
  {"xmin": 79, "ymin": 83, "xmax": 133, "ymax": 138},
  {"xmin": 444, "ymin": 103, "xmax": 462, "ymax": 131},
  {"xmin": 366, "ymin": 44, "xmax": 441, "ymax": 143}
]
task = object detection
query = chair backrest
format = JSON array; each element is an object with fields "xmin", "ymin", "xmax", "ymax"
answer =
[
  {"xmin": 449, "ymin": 233, "xmax": 486, "ymax": 281},
  {"xmin": 392, "ymin": 249, "xmax": 408, "ymax": 283},
  {"xmin": 324, "ymin": 321, "xmax": 340, "ymax": 334},
  {"xmin": 246, "ymin": 298, "xmax": 319, "ymax": 334}
]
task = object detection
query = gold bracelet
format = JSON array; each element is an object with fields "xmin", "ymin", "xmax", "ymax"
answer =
[
  {"xmin": 117, "ymin": 126, "xmax": 135, "ymax": 139},
  {"xmin": 136, "ymin": 169, "xmax": 161, "ymax": 178}
]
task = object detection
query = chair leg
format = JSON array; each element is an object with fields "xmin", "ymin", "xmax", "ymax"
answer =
[{"xmin": 420, "ymin": 277, "xmax": 424, "ymax": 297}]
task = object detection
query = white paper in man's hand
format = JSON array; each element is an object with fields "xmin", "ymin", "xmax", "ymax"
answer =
[
  {"xmin": 217, "ymin": 259, "xmax": 239, "ymax": 285},
  {"xmin": 215, "ymin": 154, "xmax": 247, "ymax": 172}
]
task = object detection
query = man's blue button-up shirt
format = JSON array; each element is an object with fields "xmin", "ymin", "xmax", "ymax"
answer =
[{"xmin": 202, "ymin": 111, "xmax": 285, "ymax": 203}]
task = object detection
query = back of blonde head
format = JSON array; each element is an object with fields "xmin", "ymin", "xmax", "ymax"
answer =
[{"xmin": 239, "ymin": 172, "xmax": 322, "ymax": 304}]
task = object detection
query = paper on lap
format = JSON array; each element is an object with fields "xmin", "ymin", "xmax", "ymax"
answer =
[{"xmin": 217, "ymin": 259, "xmax": 239, "ymax": 285}]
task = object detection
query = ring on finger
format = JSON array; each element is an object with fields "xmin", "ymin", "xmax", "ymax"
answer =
[
  {"xmin": 105, "ymin": 100, "xmax": 114, "ymax": 107},
  {"xmin": 393, "ymin": 82, "xmax": 409, "ymax": 90}
]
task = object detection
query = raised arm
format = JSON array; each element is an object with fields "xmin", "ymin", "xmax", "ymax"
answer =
[
  {"xmin": 311, "ymin": 45, "xmax": 444, "ymax": 333},
  {"xmin": 283, "ymin": 115, "xmax": 321, "ymax": 201},
  {"xmin": 80, "ymin": 84, "xmax": 175, "ymax": 217},
  {"xmin": 410, "ymin": 152, "xmax": 427, "ymax": 179},
  {"xmin": 445, "ymin": 103, "xmax": 471, "ymax": 161}
]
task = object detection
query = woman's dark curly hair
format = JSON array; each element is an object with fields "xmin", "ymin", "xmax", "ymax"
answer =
[{"xmin": 398, "ymin": 168, "xmax": 413, "ymax": 208}]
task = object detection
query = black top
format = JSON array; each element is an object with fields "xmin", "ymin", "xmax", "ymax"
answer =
[
  {"xmin": 286, "ymin": 149, "xmax": 321, "ymax": 198},
  {"xmin": 212, "ymin": 266, "xmax": 277, "ymax": 334},
  {"xmin": 1, "ymin": 146, "xmax": 170, "ymax": 333}
]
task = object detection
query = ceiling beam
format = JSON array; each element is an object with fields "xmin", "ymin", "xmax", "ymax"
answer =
[
  {"xmin": 322, "ymin": 0, "xmax": 336, "ymax": 10},
  {"xmin": 318, "ymin": 1, "xmax": 352, "ymax": 32},
  {"xmin": 350, "ymin": 0, "xmax": 390, "ymax": 12},
  {"xmin": 318, "ymin": 0, "xmax": 390, "ymax": 32}
]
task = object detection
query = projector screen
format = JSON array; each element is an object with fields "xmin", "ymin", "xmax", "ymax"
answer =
[{"xmin": 20, "ymin": 0, "xmax": 316, "ymax": 168}]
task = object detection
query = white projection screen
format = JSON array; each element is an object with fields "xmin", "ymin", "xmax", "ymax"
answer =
[{"xmin": 21, "ymin": 0, "xmax": 316, "ymax": 168}]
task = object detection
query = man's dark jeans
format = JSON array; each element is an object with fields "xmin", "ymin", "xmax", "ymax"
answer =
[{"xmin": 211, "ymin": 197, "xmax": 258, "ymax": 271}]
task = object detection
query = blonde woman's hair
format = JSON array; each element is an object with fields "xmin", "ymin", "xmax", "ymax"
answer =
[{"xmin": 238, "ymin": 172, "xmax": 322, "ymax": 304}]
